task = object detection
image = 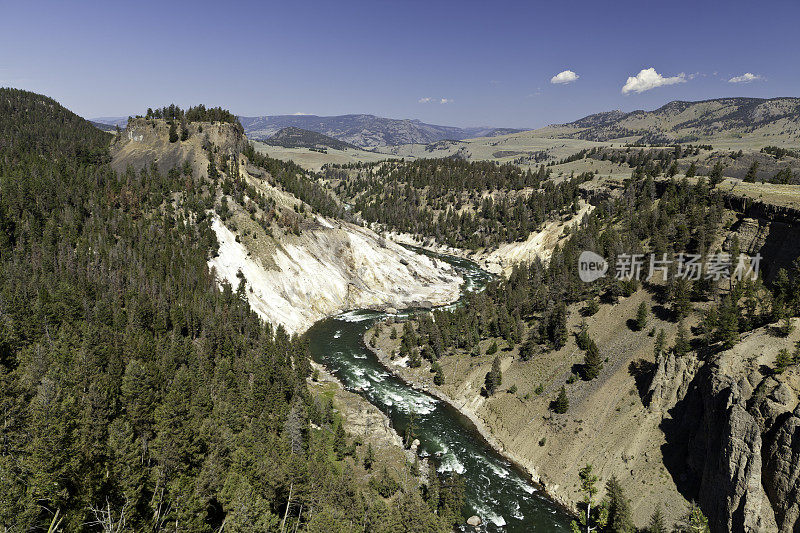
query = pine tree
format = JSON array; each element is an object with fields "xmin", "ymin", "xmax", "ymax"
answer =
[
  {"xmin": 551, "ymin": 302, "xmax": 568, "ymax": 349},
  {"xmin": 519, "ymin": 336, "xmax": 537, "ymax": 361},
  {"xmin": 717, "ymin": 296, "xmax": 740, "ymax": 349},
  {"xmin": 363, "ymin": 443, "xmax": 375, "ymax": 470},
  {"xmin": 667, "ymin": 161, "xmax": 678, "ymax": 177},
  {"xmin": 708, "ymin": 161, "xmax": 725, "ymax": 186},
  {"xmin": 674, "ymin": 319, "xmax": 690, "ymax": 357},
  {"xmin": 485, "ymin": 356, "xmax": 502, "ymax": 395},
  {"xmin": 168, "ymin": 121, "xmax": 179, "ymax": 143},
  {"xmin": 635, "ymin": 302, "xmax": 649, "ymax": 331},
  {"xmin": 576, "ymin": 320, "xmax": 590, "ymax": 350},
  {"xmin": 571, "ymin": 464, "xmax": 599, "ymax": 533},
  {"xmin": 433, "ymin": 362, "xmax": 445, "ymax": 385},
  {"xmin": 671, "ymin": 278, "xmax": 692, "ymax": 319},
  {"xmin": 775, "ymin": 348, "xmax": 792, "ymax": 374},
  {"xmin": 675, "ymin": 502, "xmax": 710, "ymax": 532},
  {"xmin": 583, "ymin": 339, "xmax": 602, "ymax": 380},
  {"xmin": 654, "ymin": 329, "xmax": 666, "ymax": 360},
  {"xmin": 333, "ymin": 420, "xmax": 347, "ymax": 460},
  {"xmin": 647, "ymin": 505, "xmax": 667, "ymax": 533},
  {"xmin": 553, "ymin": 386, "xmax": 569, "ymax": 414},
  {"xmin": 744, "ymin": 160, "xmax": 759, "ymax": 183},
  {"xmin": 605, "ymin": 475, "xmax": 634, "ymax": 533},
  {"xmin": 779, "ymin": 313, "xmax": 795, "ymax": 337}
]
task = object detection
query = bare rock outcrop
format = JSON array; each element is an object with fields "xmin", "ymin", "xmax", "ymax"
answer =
[
  {"xmin": 724, "ymin": 216, "xmax": 800, "ymax": 281},
  {"xmin": 764, "ymin": 403, "xmax": 800, "ymax": 531},
  {"xmin": 209, "ymin": 216, "xmax": 462, "ymax": 334},
  {"xmin": 656, "ymin": 325, "xmax": 800, "ymax": 532},
  {"xmin": 110, "ymin": 117, "xmax": 246, "ymax": 178},
  {"xmin": 647, "ymin": 351, "xmax": 700, "ymax": 412}
]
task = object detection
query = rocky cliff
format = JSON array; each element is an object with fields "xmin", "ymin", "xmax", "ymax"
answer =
[
  {"xmin": 209, "ymin": 214, "xmax": 462, "ymax": 334},
  {"xmin": 650, "ymin": 321, "xmax": 800, "ymax": 532},
  {"xmin": 110, "ymin": 117, "xmax": 246, "ymax": 177}
]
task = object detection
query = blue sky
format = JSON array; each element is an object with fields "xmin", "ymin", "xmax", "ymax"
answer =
[{"xmin": 2, "ymin": 0, "xmax": 798, "ymax": 128}]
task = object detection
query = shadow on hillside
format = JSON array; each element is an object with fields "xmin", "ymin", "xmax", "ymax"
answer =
[
  {"xmin": 651, "ymin": 304, "xmax": 673, "ymax": 322},
  {"xmin": 659, "ymin": 372, "xmax": 703, "ymax": 505},
  {"xmin": 628, "ymin": 359, "xmax": 656, "ymax": 403}
]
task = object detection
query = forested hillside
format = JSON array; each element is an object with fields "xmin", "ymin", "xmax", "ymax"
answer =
[
  {"xmin": 322, "ymin": 159, "xmax": 587, "ymax": 249},
  {"xmin": 0, "ymin": 89, "xmax": 460, "ymax": 532}
]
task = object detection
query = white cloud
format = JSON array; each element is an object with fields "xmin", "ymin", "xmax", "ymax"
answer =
[
  {"xmin": 292, "ymin": 112, "xmax": 310, "ymax": 115},
  {"xmin": 621, "ymin": 68, "xmax": 687, "ymax": 94},
  {"xmin": 728, "ymin": 72, "xmax": 763, "ymax": 83},
  {"xmin": 550, "ymin": 70, "xmax": 579, "ymax": 84},
  {"xmin": 419, "ymin": 97, "xmax": 452, "ymax": 104}
]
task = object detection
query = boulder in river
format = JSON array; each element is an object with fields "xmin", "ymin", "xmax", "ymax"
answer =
[{"xmin": 467, "ymin": 515, "xmax": 482, "ymax": 527}]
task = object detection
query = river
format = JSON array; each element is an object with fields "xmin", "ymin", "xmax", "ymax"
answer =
[{"xmin": 304, "ymin": 252, "xmax": 573, "ymax": 532}]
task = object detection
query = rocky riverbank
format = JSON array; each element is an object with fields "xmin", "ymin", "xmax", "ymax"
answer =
[{"xmin": 307, "ymin": 361, "xmax": 430, "ymax": 487}]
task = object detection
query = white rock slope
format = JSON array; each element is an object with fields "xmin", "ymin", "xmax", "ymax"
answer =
[{"xmin": 209, "ymin": 216, "xmax": 462, "ymax": 334}]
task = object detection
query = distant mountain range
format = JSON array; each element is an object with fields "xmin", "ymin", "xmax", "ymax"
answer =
[
  {"xmin": 540, "ymin": 97, "xmax": 800, "ymax": 144},
  {"xmin": 237, "ymin": 114, "xmax": 522, "ymax": 148},
  {"xmin": 90, "ymin": 121, "xmax": 119, "ymax": 132},
  {"xmin": 91, "ymin": 116, "xmax": 129, "ymax": 128},
  {"xmin": 91, "ymin": 113, "xmax": 522, "ymax": 148},
  {"xmin": 261, "ymin": 127, "xmax": 359, "ymax": 151},
  {"xmin": 91, "ymin": 97, "xmax": 800, "ymax": 150}
]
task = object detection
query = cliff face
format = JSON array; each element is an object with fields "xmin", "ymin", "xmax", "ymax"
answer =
[
  {"xmin": 724, "ymin": 213, "xmax": 800, "ymax": 282},
  {"xmin": 209, "ymin": 215, "xmax": 462, "ymax": 334},
  {"xmin": 110, "ymin": 117, "xmax": 246, "ymax": 178},
  {"xmin": 650, "ymin": 322, "xmax": 800, "ymax": 532}
]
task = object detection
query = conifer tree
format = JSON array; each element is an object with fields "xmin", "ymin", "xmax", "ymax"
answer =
[
  {"xmin": 647, "ymin": 505, "xmax": 667, "ymax": 533},
  {"xmin": 673, "ymin": 319, "xmax": 690, "ymax": 356},
  {"xmin": 654, "ymin": 329, "xmax": 667, "ymax": 360},
  {"xmin": 635, "ymin": 302, "xmax": 649, "ymax": 331},
  {"xmin": 775, "ymin": 348, "xmax": 792, "ymax": 374},
  {"xmin": 485, "ymin": 356, "xmax": 502, "ymax": 395},
  {"xmin": 744, "ymin": 161, "xmax": 759, "ymax": 183},
  {"xmin": 432, "ymin": 361, "xmax": 445, "ymax": 385},
  {"xmin": 571, "ymin": 464, "xmax": 600, "ymax": 533},
  {"xmin": 717, "ymin": 296, "xmax": 740, "ymax": 349},
  {"xmin": 675, "ymin": 502, "xmax": 710, "ymax": 532},
  {"xmin": 363, "ymin": 443, "xmax": 375, "ymax": 470},
  {"xmin": 553, "ymin": 386, "xmax": 569, "ymax": 414},
  {"xmin": 333, "ymin": 420, "xmax": 347, "ymax": 460},
  {"xmin": 605, "ymin": 475, "xmax": 634, "ymax": 533},
  {"xmin": 584, "ymin": 339, "xmax": 602, "ymax": 380}
]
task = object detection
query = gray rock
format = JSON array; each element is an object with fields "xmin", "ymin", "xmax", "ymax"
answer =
[{"xmin": 764, "ymin": 405, "xmax": 800, "ymax": 532}]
